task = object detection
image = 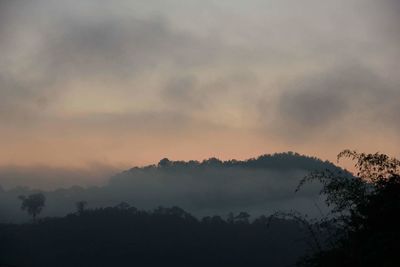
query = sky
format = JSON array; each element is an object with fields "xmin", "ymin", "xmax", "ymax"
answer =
[{"xmin": 1, "ymin": 0, "xmax": 399, "ymax": 188}]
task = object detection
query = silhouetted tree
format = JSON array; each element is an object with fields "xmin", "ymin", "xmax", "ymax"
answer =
[
  {"xmin": 18, "ymin": 193, "xmax": 46, "ymax": 221},
  {"xmin": 76, "ymin": 201, "xmax": 87, "ymax": 215},
  {"xmin": 158, "ymin": 158, "xmax": 171, "ymax": 167},
  {"xmin": 297, "ymin": 150, "xmax": 400, "ymax": 267}
]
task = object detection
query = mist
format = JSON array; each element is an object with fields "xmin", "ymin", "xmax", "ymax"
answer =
[{"xmin": 0, "ymin": 153, "xmax": 340, "ymax": 222}]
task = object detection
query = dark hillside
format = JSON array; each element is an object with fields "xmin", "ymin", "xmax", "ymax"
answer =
[{"xmin": 0, "ymin": 206, "xmax": 312, "ymax": 267}]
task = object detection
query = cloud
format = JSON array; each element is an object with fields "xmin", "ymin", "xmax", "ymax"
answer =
[
  {"xmin": 271, "ymin": 63, "xmax": 400, "ymax": 140},
  {"xmin": 162, "ymin": 75, "xmax": 202, "ymax": 110},
  {"xmin": 0, "ymin": 0, "xmax": 221, "ymax": 121},
  {"xmin": 41, "ymin": 16, "xmax": 212, "ymax": 78},
  {"xmin": 1, "ymin": 0, "xmax": 400, "ymax": 169}
]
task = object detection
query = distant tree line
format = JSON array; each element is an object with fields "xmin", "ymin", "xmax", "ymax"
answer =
[
  {"xmin": 1, "ymin": 204, "xmax": 312, "ymax": 267},
  {"xmin": 126, "ymin": 151, "xmax": 337, "ymax": 172}
]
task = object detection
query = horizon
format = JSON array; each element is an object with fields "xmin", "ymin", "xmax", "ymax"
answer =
[{"xmin": 0, "ymin": 150, "xmax": 339, "ymax": 190}]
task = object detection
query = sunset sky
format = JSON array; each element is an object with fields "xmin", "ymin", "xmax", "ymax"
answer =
[{"xmin": 1, "ymin": 0, "xmax": 399, "ymax": 188}]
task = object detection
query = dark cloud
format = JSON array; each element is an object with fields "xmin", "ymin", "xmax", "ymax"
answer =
[
  {"xmin": 162, "ymin": 70, "xmax": 260, "ymax": 117},
  {"xmin": 366, "ymin": 0, "xmax": 400, "ymax": 43},
  {"xmin": 163, "ymin": 75, "xmax": 202, "ymax": 109},
  {"xmin": 0, "ymin": 0, "xmax": 221, "ymax": 120},
  {"xmin": 273, "ymin": 63, "xmax": 400, "ymax": 139},
  {"xmin": 280, "ymin": 87, "xmax": 347, "ymax": 126},
  {"xmin": 0, "ymin": 71, "xmax": 53, "ymax": 122},
  {"xmin": 41, "ymin": 16, "xmax": 209, "ymax": 79}
]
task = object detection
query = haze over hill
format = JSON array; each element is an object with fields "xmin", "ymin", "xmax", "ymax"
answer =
[{"xmin": 0, "ymin": 152, "xmax": 346, "ymax": 222}]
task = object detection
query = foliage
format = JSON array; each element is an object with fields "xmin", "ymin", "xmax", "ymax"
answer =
[
  {"xmin": 18, "ymin": 193, "xmax": 46, "ymax": 221},
  {"xmin": 297, "ymin": 150, "xmax": 400, "ymax": 267}
]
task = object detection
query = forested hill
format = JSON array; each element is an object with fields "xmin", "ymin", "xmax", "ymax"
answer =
[
  {"xmin": 117, "ymin": 152, "xmax": 337, "ymax": 175},
  {"xmin": 0, "ymin": 152, "xmax": 344, "ymax": 222}
]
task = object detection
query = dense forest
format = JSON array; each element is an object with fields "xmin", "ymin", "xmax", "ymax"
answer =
[{"xmin": 0, "ymin": 206, "xmax": 312, "ymax": 267}]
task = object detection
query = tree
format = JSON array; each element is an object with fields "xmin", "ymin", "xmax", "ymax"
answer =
[
  {"xmin": 76, "ymin": 201, "xmax": 88, "ymax": 215},
  {"xmin": 297, "ymin": 150, "xmax": 400, "ymax": 267},
  {"xmin": 18, "ymin": 193, "xmax": 46, "ymax": 221},
  {"xmin": 158, "ymin": 158, "xmax": 171, "ymax": 167}
]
